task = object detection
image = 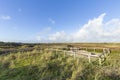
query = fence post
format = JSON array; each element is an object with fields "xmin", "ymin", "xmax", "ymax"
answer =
[
  {"xmin": 104, "ymin": 52, "xmax": 107, "ymax": 57},
  {"xmin": 103, "ymin": 48, "xmax": 105, "ymax": 53},
  {"xmin": 56, "ymin": 49, "xmax": 57, "ymax": 54},
  {"xmin": 64, "ymin": 50, "xmax": 66, "ymax": 57},
  {"xmin": 99, "ymin": 57, "xmax": 101, "ymax": 65},
  {"xmin": 88, "ymin": 54, "xmax": 91, "ymax": 63},
  {"xmin": 74, "ymin": 52, "xmax": 76, "ymax": 59},
  {"xmin": 107, "ymin": 48, "xmax": 110, "ymax": 54}
]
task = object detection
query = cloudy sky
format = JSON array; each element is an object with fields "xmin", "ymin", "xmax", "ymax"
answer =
[{"xmin": 0, "ymin": 0, "xmax": 120, "ymax": 43}]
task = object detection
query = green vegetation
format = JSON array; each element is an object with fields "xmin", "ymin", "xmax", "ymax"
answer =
[{"xmin": 0, "ymin": 42, "xmax": 120, "ymax": 80}]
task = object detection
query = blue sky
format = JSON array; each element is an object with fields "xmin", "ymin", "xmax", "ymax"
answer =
[{"xmin": 0, "ymin": 0, "xmax": 120, "ymax": 42}]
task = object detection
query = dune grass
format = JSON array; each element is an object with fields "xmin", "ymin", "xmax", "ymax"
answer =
[{"xmin": 0, "ymin": 48, "xmax": 120, "ymax": 80}]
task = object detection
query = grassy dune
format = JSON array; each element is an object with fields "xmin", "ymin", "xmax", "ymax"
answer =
[{"xmin": 0, "ymin": 43, "xmax": 120, "ymax": 80}]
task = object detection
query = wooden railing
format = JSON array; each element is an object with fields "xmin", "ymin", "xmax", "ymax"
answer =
[{"xmin": 48, "ymin": 47, "xmax": 111, "ymax": 65}]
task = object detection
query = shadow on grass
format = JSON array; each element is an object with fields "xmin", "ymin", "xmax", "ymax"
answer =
[
  {"xmin": 77, "ymin": 63, "xmax": 120, "ymax": 80},
  {"xmin": 0, "ymin": 65, "xmax": 41, "ymax": 80},
  {"xmin": 0, "ymin": 64, "xmax": 70, "ymax": 80}
]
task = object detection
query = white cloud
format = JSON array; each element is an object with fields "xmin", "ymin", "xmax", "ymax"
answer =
[
  {"xmin": 49, "ymin": 18, "xmax": 55, "ymax": 24},
  {"xmin": 72, "ymin": 13, "xmax": 106, "ymax": 42},
  {"xmin": 72, "ymin": 13, "xmax": 120, "ymax": 42},
  {"xmin": 0, "ymin": 15, "xmax": 11, "ymax": 20},
  {"xmin": 48, "ymin": 31, "xmax": 68, "ymax": 42},
  {"xmin": 37, "ymin": 13, "xmax": 120, "ymax": 42},
  {"xmin": 37, "ymin": 27, "xmax": 51, "ymax": 35},
  {"xmin": 43, "ymin": 27, "xmax": 51, "ymax": 33},
  {"xmin": 36, "ymin": 27, "xmax": 52, "ymax": 41},
  {"xmin": 36, "ymin": 36, "xmax": 42, "ymax": 41}
]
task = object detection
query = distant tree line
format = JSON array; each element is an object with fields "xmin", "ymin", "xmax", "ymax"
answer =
[{"xmin": 0, "ymin": 42, "xmax": 22, "ymax": 47}]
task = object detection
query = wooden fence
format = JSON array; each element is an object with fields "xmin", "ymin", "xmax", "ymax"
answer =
[{"xmin": 49, "ymin": 47, "xmax": 111, "ymax": 65}]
